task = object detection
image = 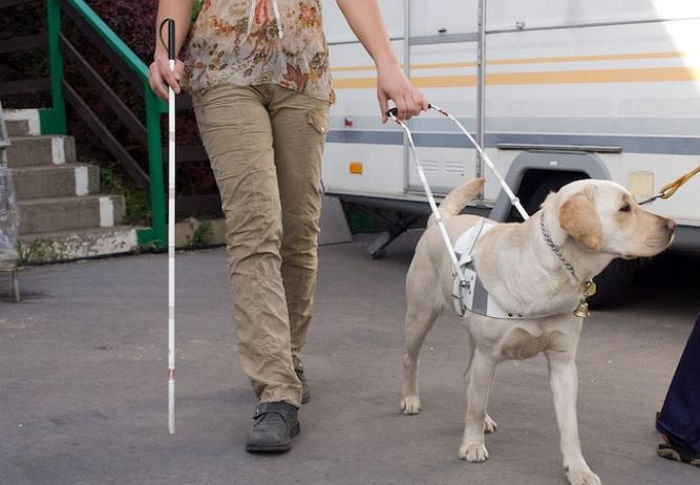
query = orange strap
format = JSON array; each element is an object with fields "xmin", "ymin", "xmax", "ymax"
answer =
[{"xmin": 657, "ymin": 165, "xmax": 700, "ymax": 199}]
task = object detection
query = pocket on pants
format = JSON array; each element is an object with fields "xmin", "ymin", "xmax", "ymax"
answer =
[{"xmin": 307, "ymin": 109, "xmax": 329, "ymax": 136}]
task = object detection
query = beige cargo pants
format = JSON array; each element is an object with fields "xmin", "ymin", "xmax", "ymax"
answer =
[{"xmin": 192, "ymin": 84, "xmax": 329, "ymax": 408}]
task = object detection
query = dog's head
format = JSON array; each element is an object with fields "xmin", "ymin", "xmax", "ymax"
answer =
[{"xmin": 546, "ymin": 179, "xmax": 676, "ymax": 259}]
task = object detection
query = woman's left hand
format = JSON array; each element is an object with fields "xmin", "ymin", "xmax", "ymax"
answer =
[{"xmin": 377, "ymin": 61, "xmax": 429, "ymax": 123}]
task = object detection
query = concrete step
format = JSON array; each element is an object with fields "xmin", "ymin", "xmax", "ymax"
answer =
[
  {"xmin": 12, "ymin": 164, "xmax": 100, "ymax": 199},
  {"xmin": 7, "ymin": 119, "xmax": 30, "ymax": 137},
  {"xmin": 18, "ymin": 195, "xmax": 125, "ymax": 235},
  {"xmin": 17, "ymin": 225, "xmax": 140, "ymax": 264},
  {"xmin": 2, "ymin": 109, "xmax": 142, "ymax": 265},
  {"xmin": 2, "ymin": 109, "xmax": 41, "ymax": 137},
  {"xmin": 6, "ymin": 135, "xmax": 76, "ymax": 167}
]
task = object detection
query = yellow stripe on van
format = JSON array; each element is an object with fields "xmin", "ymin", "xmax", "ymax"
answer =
[
  {"xmin": 331, "ymin": 51, "xmax": 689, "ymax": 72},
  {"xmin": 333, "ymin": 66, "xmax": 700, "ymax": 89}
]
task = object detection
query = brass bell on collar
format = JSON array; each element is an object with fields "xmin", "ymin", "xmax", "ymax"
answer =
[
  {"xmin": 573, "ymin": 280, "xmax": 596, "ymax": 318},
  {"xmin": 574, "ymin": 299, "xmax": 590, "ymax": 318}
]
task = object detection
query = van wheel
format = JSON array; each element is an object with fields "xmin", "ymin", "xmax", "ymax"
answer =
[{"xmin": 522, "ymin": 172, "xmax": 584, "ymax": 216}]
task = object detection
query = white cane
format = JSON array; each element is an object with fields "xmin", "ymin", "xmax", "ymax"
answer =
[{"xmin": 163, "ymin": 18, "xmax": 177, "ymax": 435}]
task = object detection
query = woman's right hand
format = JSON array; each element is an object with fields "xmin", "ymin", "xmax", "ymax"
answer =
[{"xmin": 148, "ymin": 54, "xmax": 185, "ymax": 101}]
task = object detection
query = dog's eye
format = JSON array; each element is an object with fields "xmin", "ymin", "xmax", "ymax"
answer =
[{"xmin": 619, "ymin": 203, "xmax": 631, "ymax": 213}]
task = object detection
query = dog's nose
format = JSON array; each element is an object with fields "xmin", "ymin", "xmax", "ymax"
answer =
[{"xmin": 665, "ymin": 218, "xmax": 677, "ymax": 232}]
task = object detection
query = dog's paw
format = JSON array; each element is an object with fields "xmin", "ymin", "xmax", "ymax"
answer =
[
  {"xmin": 400, "ymin": 395, "xmax": 421, "ymax": 415},
  {"xmin": 458, "ymin": 442, "xmax": 489, "ymax": 462},
  {"xmin": 566, "ymin": 468, "xmax": 601, "ymax": 485},
  {"xmin": 483, "ymin": 414, "xmax": 497, "ymax": 433}
]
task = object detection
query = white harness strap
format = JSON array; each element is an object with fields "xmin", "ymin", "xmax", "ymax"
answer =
[
  {"xmin": 452, "ymin": 221, "xmax": 529, "ymax": 319},
  {"xmin": 386, "ymin": 106, "xmax": 534, "ymax": 320}
]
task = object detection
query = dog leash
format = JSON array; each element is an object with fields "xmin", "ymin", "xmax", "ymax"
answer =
[{"xmin": 638, "ymin": 165, "xmax": 700, "ymax": 205}]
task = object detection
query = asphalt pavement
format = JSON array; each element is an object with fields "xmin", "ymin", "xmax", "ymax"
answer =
[{"xmin": 1, "ymin": 232, "xmax": 698, "ymax": 485}]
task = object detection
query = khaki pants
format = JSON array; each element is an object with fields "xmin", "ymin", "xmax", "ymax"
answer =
[{"xmin": 192, "ymin": 84, "xmax": 329, "ymax": 408}]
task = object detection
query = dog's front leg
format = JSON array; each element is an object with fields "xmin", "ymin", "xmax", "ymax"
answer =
[
  {"xmin": 547, "ymin": 352, "xmax": 601, "ymax": 485},
  {"xmin": 458, "ymin": 349, "xmax": 495, "ymax": 462}
]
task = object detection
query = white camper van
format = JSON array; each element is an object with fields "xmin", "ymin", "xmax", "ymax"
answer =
[{"xmin": 322, "ymin": 0, "xmax": 700, "ymax": 277}]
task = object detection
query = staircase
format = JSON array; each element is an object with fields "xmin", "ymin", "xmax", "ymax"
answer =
[{"xmin": 3, "ymin": 109, "xmax": 139, "ymax": 263}]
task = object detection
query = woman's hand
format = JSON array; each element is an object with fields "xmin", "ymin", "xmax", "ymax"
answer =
[
  {"xmin": 150, "ymin": 0, "xmax": 193, "ymax": 100},
  {"xmin": 148, "ymin": 54, "xmax": 185, "ymax": 101},
  {"xmin": 377, "ymin": 60, "xmax": 429, "ymax": 123},
  {"xmin": 335, "ymin": 0, "xmax": 428, "ymax": 123}
]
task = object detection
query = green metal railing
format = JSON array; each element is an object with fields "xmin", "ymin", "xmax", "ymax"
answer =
[{"xmin": 43, "ymin": 0, "xmax": 167, "ymax": 247}]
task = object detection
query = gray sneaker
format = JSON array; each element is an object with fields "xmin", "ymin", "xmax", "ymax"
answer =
[{"xmin": 292, "ymin": 354, "xmax": 310, "ymax": 404}]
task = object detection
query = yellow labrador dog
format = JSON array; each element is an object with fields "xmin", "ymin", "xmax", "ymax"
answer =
[{"xmin": 401, "ymin": 178, "xmax": 675, "ymax": 485}]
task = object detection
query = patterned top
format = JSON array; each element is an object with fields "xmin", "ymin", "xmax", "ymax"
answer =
[{"xmin": 184, "ymin": 0, "xmax": 335, "ymax": 103}]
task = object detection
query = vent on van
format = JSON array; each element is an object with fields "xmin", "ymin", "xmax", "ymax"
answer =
[
  {"xmin": 421, "ymin": 159, "xmax": 439, "ymax": 172},
  {"xmin": 445, "ymin": 161, "xmax": 464, "ymax": 173}
]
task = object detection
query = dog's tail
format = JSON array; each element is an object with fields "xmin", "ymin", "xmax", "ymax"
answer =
[{"xmin": 429, "ymin": 178, "xmax": 485, "ymax": 226}]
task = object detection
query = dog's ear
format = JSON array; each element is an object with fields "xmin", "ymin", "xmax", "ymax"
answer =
[{"xmin": 559, "ymin": 187, "xmax": 602, "ymax": 251}]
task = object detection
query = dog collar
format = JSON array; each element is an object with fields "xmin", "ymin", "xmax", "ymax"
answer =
[
  {"xmin": 539, "ymin": 211, "xmax": 596, "ymax": 318},
  {"xmin": 539, "ymin": 211, "xmax": 579, "ymax": 281}
]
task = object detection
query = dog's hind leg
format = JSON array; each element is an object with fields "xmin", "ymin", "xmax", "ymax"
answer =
[
  {"xmin": 459, "ymin": 349, "xmax": 496, "ymax": 462},
  {"xmin": 400, "ymin": 266, "xmax": 442, "ymax": 415}
]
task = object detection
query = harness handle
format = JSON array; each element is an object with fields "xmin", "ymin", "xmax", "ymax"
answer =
[
  {"xmin": 385, "ymin": 104, "xmax": 433, "ymax": 119},
  {"xmin": 387, "ymin": 108, "xmax": 468, "ymax": 288},
  {"xmin": 430, "ymin": 104, "xmax": 529, "ymax": 220}
]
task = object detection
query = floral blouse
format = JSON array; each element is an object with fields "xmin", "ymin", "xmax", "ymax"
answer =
[{"xmin": 185, "ymin": 0, "xmax": 335, "ymax": 103}]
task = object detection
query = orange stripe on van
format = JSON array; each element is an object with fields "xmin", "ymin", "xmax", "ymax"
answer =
[{"xmin": 332, "ymin": 66, "xmax": 700, "ymax": 89}]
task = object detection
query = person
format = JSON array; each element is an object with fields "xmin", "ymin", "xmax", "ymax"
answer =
[
  {"xmin": 149, "ymin": 0, "xmax": 427, "ymax": 452},
  {"xmin": 656, "ymin": 313, "xmax": 700, "ymax": 466}
]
